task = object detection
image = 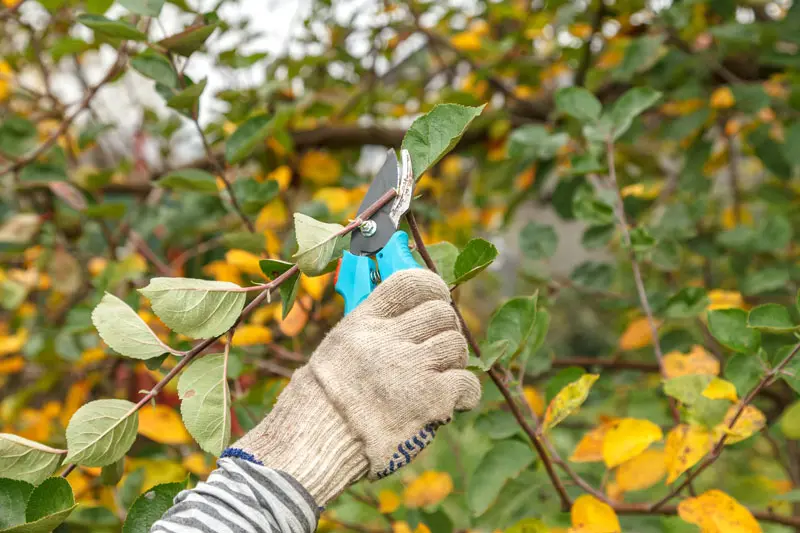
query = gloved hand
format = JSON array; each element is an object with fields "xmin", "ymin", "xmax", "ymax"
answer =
[{"xmin": 229, "ymin": 269, "xmax": 481, "ymax": 505}]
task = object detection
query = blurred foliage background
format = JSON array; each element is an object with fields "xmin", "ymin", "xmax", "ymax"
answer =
[{"xmin": 3, "ymin": 0, "xmax": 800, "ymax": 531}]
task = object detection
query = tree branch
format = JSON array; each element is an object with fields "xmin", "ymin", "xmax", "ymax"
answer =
[{"xmin": 574, "ymin": 0, "xmax": 606, "ymax": 88}]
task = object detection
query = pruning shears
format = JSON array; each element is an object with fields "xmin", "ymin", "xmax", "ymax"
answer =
[{"xmin": 334, "ymin": 148, "xmax": 421, "ymax": 314}]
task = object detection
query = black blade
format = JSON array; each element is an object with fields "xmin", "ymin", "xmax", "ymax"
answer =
[{"xmin": 350, "ymin": 149, "xmax": 399, "ymax": 255}]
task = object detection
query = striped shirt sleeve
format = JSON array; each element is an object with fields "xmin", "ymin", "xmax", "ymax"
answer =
[{"xmin": 150, "ymin": 457, "xmax": 320, "ymax": 533}]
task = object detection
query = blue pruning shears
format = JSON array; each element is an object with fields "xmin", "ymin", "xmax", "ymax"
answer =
[{"xmin": 335, "ymin": 148, "xmax": 421, "ymax": 314}]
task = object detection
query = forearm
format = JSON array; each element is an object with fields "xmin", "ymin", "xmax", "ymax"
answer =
[{"xmin": 150, "ymin": 457, "xmax": 319, "ymax": 533}]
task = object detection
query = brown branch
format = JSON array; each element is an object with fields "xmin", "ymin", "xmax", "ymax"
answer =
[
  {"xmin": 1, "ymin": 51, "xmax": 128, "ymax": 177},
  {"xmin": 574, "ymin": 0, "xmax": 606, "ymax": 87},
  {"xmin": 615, "ymin": 501, "xmax": 800, "ymax": 529},
  {"xmin": 406, "ymin": 211, "xmax": 573, "ymax": 510},
  {"xmin": 725, "ymin": 129, "xmax": 742, "ymax": 225},
  {"xmin": 552, "ymin": 357, "xmax": 659, "ymax": 372},
  {"xmin": 651, "ymin": 341, "xmax": 800, "ymax": 510}
]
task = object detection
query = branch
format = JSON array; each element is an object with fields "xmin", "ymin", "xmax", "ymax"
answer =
[
  {"xmin": 603, "ymin": 139, "xmax": 680, "ymax": 424},
  {"xmin": 574, "ymin": 0, "xmax": 606, "ymax": 88},
  {"xmin": 552, "ymin": 357, "xmax": 659, "ymax": 372},
  {"xmin": 406, "ymin": 211, "xmax": 573, "ymax": 510},
  {"xmin": 615, "ymin": 501, "xmax": 800, "ymax": 529},
  {"xmin": 0, "ymin": 51, "xmax": 128, "ymax": 177},
  {"xmin": 651, "ymin": 341, "xmax": 800, "ymax": 510}
]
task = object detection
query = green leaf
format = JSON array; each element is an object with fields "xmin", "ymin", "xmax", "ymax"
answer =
[
  {"xmin": 741, "ymin": 267, "xmax": 790, "ymax": 296},
  {"xmin": 118, "ymin": 0, "xmax": 163, "ymax": 15},
  {"xmin": 505, "ymin": 518, "xmax": 549, "ymax": 533},
  {"xmin": 292, "ymin": 213, "xmax": 346, "ymax": 276},
  {"xmin": 225, "ymin": 115, "xmax": 272, "ymax": 164},
  {"xmin": 508, "ymin": 125, "xmax": 569, "ymax": 161},
  {"xmin": 100, "ymin": 458, "xmax": 124, "ymax": 486},
  {"xmin": 167, "ymin": 79, "xmax": 206, "ymax": 111},
  {"xmin": 122, "ymin": 481, "xmax": 186, "ymax": 533},
  {"xmin": 519, "ymin": 222, "xmax": 557, "ymax": 260},
  {"xmin": 178, "ymin": 354, "xmax": 230, "ymax": 455},
  {"xmin": 630, "ymin": 226, "xmax": 655, "ymax": 252},
  {"xmin": 412, "ymin": 242, "xmax": 458, "ymax": 285},
  {"xmin": 748, "ymin": 304, "xmax": 798, "ymax": 333},
  {"xmin": 157, "ymin": 169, "xmax": 218, "ymax": 194},
  {"xmin": 555, "ymin": 87, "xmax": 602, "ymax": 123},
  {"xmin": 663, "ymin": 374, "xmax": 713, "ymax": 405},
  {"xmin": 614, "ymin": 35, "xmax": 665, "ymax": 81},
  {"xmin": 570, "ymin": 261, "xmax": 614, "ymax": 291},
  {"xmin": 77, "ymin": 14, "xmax": 147, "ymax": 41},
  {"xmin": 23, "ymin": 477, "xmax": 75, "ymax": 524},
  {"xmin": 486, "ymin": 294, "xmax": 538, "ymax": 363},
  {"xmin": 468, "ymin": 339, "xmax": 511, "ymax": 371},
  {"xmin": 0, "ymin": 435, "xmax": 65, "ymax": 485},
  {"xmin": 0, "ymin": 479, "xmax": 33, "ymax": 529},
  {"xmin": 259, "ymin": 259, "xmax": 299, "ymax": 319},
  {"xmin": 781, "ymin": 401, "xmax": 800, "ymax": 439},
  {"xmin": 707, "ymin": 308, "xmax": 760, "ymax": 354},
  {"xmin": 664, "ymin": 287, "xmax": 709, "ymax": 319},
  {"xmin": 725, "ymin": 353, "xmax": 765, "ymax": 396},
  {"xmin": 402, "ymin": 104, "xmax": 485, "ymax": 180},
  {"xmin": 64, "ymin": 399, "xmax": 138, "ymax": 467},
  {"xmin": 119, "ymin": 469, "xmax": 145, "ymax": 511},
  {"xmin": 158, "ymin": 24, "xmax": 216, "ymax": 57},
  {"xmin": 224, "ymin": 232, "xmax": 266, "ymax": 254},
  {"xmin": 581, "ymin": 224, "xmax": 614, "ymax": 249},
  {"xmin": 131, "ymin": 51, "xmax": 177, "ymax": 88},
  {"xmin": 606, "ymin": 87, "xmax": 662, "ymax": 140},
  {"xmin": 92, "ymin": 293, "xmax": 172, "ymax": 360},
  {"xmin": 474, "ymin": 410, "xmax": 521, "ymax": 440},
  {"xmin": 452, "ymin": 238, "xmax": 498, "ymax": 285},
  {"xmin": 139, "ymin": 278, "xmax": 246, "ymax": 339},
  {"xmin": 466, "ymin": 439, "xmax": 534, "ymax": 516},
  {"xmin": 232, "ymin": 178, "xmax": 279, "ymax": 216},
  {"xmin": 572, "ymin": 185, "xmax": 614, "ymax": 225}
]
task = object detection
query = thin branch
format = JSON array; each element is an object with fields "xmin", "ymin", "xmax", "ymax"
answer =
[
  {"xmin": 0, "ymin": 51, "xmax": 128, "ymax": 177},
  {"xmin": 651, "ymin": 341, "xmax": 800, "ymax": 510},
  {"xmin": 604, "ymin": 139, "xmax": 680, "ymax": 424},
  {"xmin": 725, "ymin": 130, "xmax": 742, "ymax": 225},
  {"xmin": 616, "ymin": 501, "xmax": 800, "ymax": 529},
  {"xmin": 574, "ymin": 0, "xmax": 606, "ymax": 88}
]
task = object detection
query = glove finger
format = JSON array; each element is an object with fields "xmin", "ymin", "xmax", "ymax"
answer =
[
  {"xmin": 440, "ymin": 369, "xmax": 482, "ymax": 412},
  {"xmin": 393, "ymin": 299, "xmax": 460, "ymax": 343},
  {"xmin": 363, "ymin": 269, "xmax": 450, "ymax": 319},
  {"xmin": 420, "ymin": 330, "xmax": 468, "ymax": 371}
]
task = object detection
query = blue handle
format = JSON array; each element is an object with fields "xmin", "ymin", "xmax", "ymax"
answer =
[
  {"xmin": 335, "ymin": 251, "xmax": 376, "ymax": 315},
  {"xmin": 376, "ymin": 231, "xmax": 422, "ymax": 281}
]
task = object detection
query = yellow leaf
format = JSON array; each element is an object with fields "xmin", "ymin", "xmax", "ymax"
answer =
[
  {"xmin": 716, "ymin": 404, "xmax": 766, "ymax": 445},
  {"xmin": 126, "ymin": 457, "xmax": 187, "ymax": 491},
  {"xmin": 620, "ymin": 182, "xmax": 664, "ymax": 199},
  {"xmin": 710, "ymin": 87, "xmax": 735, "ymax": 109},
  {"xmin": 721, "ymin": 206, "xmax": 754, "ymax": 230},
  {"xmin": 663, "ymin": 345, "xmax": 720, "ymax": 378},
  {"xmin": 0, "ymin": 61, "xmax": 12, "ymax": 101},
  {"xmin": 267, "ymin": 165, "xmax": 292, "ymax": 191},
  {"xmin": 543, "ymin": 374, "xmax": 599, "ymax": 431},
  {"xmin": 602, "ymin": 418, "xmax": 663, "ymax": 468},
  {"xmin": 661, "ymin": 98, "xmax": 705, "ymax": 116},
  {"xmin": 703, "ymin": 378, "xmax": 738, "ymax": 402},
  {"xmin": 615, "ymin": 449, "xmax": 666, "ymax": 492},
  {"xmin": 0, "ymin": 356, "xmax": 24, "ymax": 374},
  {"xmin": 60, "ymin": 379, "xmax": 92, "ymax": 428},
  {"xmin": 570, "ymin": 417, "xmax": 618, "ymax": 463},
  {"xmin": 522, "ymin": 386, "xmax": 545, "ymax": 417},
  {"xmin": 256, "ymin": 199, "xmax": 290, "ymax": 231},
  {"xmin": 441, "ymin": 155, "xmax": 462, "ymax": 177},
  {"xmin": 605, "ymin": 480, "xmax": 624, "ymax": 503},
  {"xmin": 225, "ymin": 249, "xmax": 264, "ymax": 277},
  {"xmin": 88, "ymin": 257, "xmax": 107, "ymax": 277},
  {"xmin": 378, "ymin": 489, "xmax": 401, "ymax": 513},
  {"xmin": 313, "ymin": 187, "xmax": 353, "ymax": 216},
  {"xmin": 277, "ymin": 295, "xmax": 311, "ymax": 337},
  {"xmin": 0, "ymin": 328, "xmax": 27, "ymax": 356},
  {"xmin": 299, "ymin": 151, "xmax": 341, "ymax": 186},
  {"xmin": 415, "ymin": 525, "xmax": 431, "ymax": 533},
  {"xmin": 78, "ymin": 347, "xmax": 106, "ymax": 368},
  {"xmin": 301, "ymin": 273, "xmax": 331, "ymax": 301},
  {"xmin": 665, "ymin": 424, "xmax": 712, "ymax": 483},
  {"xmin": 393, "ymin": 522, "xmax": 413, "ymax": 533},
  {"xmin": 569, "ymin": 494, "xmax": 621, "ymax": 533},
  {"xmin": 619, "ymin": 317, "xmax": 659, "ymax": 351},
  {"xmin": 678, "ymin": 490, "xmax": 762, "ymax": 533},
  {"xmin": 203, "ymin": 260, "xmax": 242, "ymax": 285},
  {"xmin": 450, "ymin": 31, "xmax": 482, "ymax": 51},
  {"xmin": 231, "ymin": 324, "xmax": 273, "ymax": 346},
  {"xmin": 138, "ymin": 404, "xmax": 192, "ymax": 445},
  {"xmin": 403, "ymin": 471, "xmax": 453, "ymax": 508},
  {"xmin": 182, "ymin": 452, "xmax": 214, "ymax": 477},
  {"xmin": 706, "ymin": 290, "xmax": 745, "ymax": 311}
]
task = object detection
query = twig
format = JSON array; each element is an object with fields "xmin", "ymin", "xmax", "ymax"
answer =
[
  {"xmin": 651, "ymin": 341, "xmax": 800, "ymax": 510},
  {"xmin": 574, "ymin": 0, "xmax": 606, "ymax": 87},
  {"xmin": 0, "ymin": 51, "xmax": 128, "ymax": 177},
  {"xmin": 725, "ymin": 130, "xmax": 742, "ymax": 225},
  {"xmin": 604, "ymin": 139, "xmax": 680, "ymax": 424},
  {"xmin": 406, "ymin": 211, "xmax": 573, "ymax": 510},
  {"xmin": 130, "ymin": 231, "xmax": 171, "ymax": 275}
]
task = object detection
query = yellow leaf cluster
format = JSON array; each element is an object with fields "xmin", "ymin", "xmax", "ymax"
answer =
[
  {"xmin": 256, "ymin": 199, "xmax": 290, "ymax": 231},
  {"xmin": 203, "ymin": 261, "xmax": 242, "ymax": 285},
  {"xmin": 678, "ymin": 490, "xmax": 761, "ymax": 533},
  {"xmin": 602, "ymin": 418, "xmax": 663, "ymax": 468},
  {"xmin": 403, "ymin": 471, "xmax": 453, "ymax": 508},
  {"xmin": 570, "ymin": 417, "xmax": 618, "ymax": 463},
  {"xmin": 231, "ymin": 324, "xmax": 273, "ymax": 346},
  {"xmin": 127, "ymin": 457, "xmax": 188, "ymax": 492},
  {"xmin": 266, "ymin": 165, "xmax": 292, "ymax": 191},
  {"xmin": 665, "ymin": 424, "xmax": 712, "ymax": 483},
  {"xmin": 183, "ymin": 452, "xmax": 214, "ymax": 477},
  {"xmin": 138, "ymin": 404, "xmax": 192, "ymax": 445},
  {"xmin": 615, "ymin": 449, "xmax": 666, "ymax": 493},
  {"xmin": 226, "ymin": 249, "xmax": 264, "ymax": 277},
  {"xmin": 0, "ymin": 328, "xmax": 27, "ymax": 356},
  {"xmin": 706, "ymin": 290, "xmax": 745, "ymax": 310},
  {"xmin": 299, "ymin": 151, "xmax": 341, "ymax": 186},
  {"xmin": 0, "ymin": 356, "xmax": 23, "ymax": 374},
  {"xmin": 392, "ymin": 522, "xmax": 431, "ymax": 533},
  {"xmin": 543, "ymin": 374, "xmax": 599, "ymax": 431},
  {"xmin": 618, "ymin": 317, "xmax": 659, "ymax": 351},
  {"xmin": 0, "ymin": 60, "xmax": 11, "ymax": 101},
  {"xmin": 276, "ymin": 295, "xmax": 312, "ymax": 337},
  {"xmin": 450, "ymin": 31, "xmax": 482, "ymax": 51},
  {"xmin": 721, "ymin": 206, "xmax": 754, "ymax": 229},
  {"xmin": 663, "ymin": 345, "xmax": 720, "ymax": 379},
  {"xmin": 568, "ymin": 494, "xmax": 621, "ymax": 533},
  {"xmin": 378, "ymin": 489, "xmax": 401, "ymax": 513},
  {"xmin": 710, "ymin": 87, "xmax": 735, "ymax": 109}
]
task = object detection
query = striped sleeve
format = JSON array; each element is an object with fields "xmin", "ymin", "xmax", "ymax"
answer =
[{"xmin": 150, "ymin": 457, "xmax": 320, "ymax": 533}]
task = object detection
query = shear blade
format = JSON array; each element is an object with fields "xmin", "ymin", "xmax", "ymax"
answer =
[{"xmin": 350, "ymin": 149, "xmax": 401, "ymax": 255}]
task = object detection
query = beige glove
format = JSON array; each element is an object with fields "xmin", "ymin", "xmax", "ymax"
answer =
[{"xmin": 231, "ymin": 269, "xmax": 482, "ymax": 505}]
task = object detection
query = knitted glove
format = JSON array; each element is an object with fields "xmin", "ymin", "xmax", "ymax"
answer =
[{"xmin": 229, "ymin": 269, "xmax": 482, "ymax": 505}]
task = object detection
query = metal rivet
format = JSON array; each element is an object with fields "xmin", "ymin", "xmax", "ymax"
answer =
[{"xmin": 360, "ymin": 219, "xmax": 377, "ymax": 237}]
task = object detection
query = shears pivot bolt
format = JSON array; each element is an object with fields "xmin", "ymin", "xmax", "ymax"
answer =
[{"xmin": 359, "ymin": 219, "xmax": 377, "ymax": 237}]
